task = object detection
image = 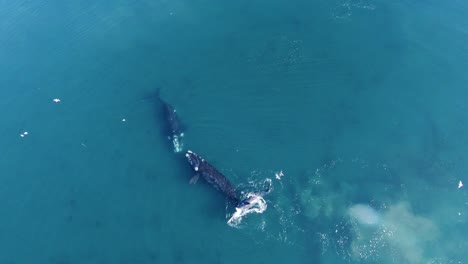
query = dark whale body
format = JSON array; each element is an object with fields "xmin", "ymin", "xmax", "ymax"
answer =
[
  {"xmin": 156, "ymin": 90, "xmax": 183, "ymax": 137},
  {"xmin": 185, "ymin": 150, "xmax": 239, "ymax": 205},
  {"xmin": 154, "ymin": 89, "xmax": 184, "ymax": 152}
]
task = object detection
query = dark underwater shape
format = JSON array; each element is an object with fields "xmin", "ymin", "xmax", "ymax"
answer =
[
  {"xmin": 154, "ymin": 89, "xmax": 184, "ymax": 152},
  {"xmin": 185, "ymin": 150, "xmax": 239, "ymax": 205}
]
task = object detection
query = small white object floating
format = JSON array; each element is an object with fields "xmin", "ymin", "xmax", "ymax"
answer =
[
  {"xmin": 122, "ymin": 118, "xmax": 126, "ymax": 122},
  {"xmin": 459, "ymin": 180, "xmax": 463, "ymax": 189},
  {"xmin": 275, "ymin": 170, "xmax": 284, "ymax": 180},
  {"xmin": 20, "ymin": 131, "xmax": 29, "ymax": 137},
  {"xmin": 52, "ymin": 98, "xmax": 61, "ymax": 103}
]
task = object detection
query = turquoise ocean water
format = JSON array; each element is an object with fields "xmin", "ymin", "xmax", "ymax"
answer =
[{"xmin": 1, "ymin": 0, "xmax": 468, "ymax": 263}]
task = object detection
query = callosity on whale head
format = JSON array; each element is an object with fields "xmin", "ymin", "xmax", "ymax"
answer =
[{"xmin": 185, "ymin": 150, "xmax": 202, "ymax": 171}]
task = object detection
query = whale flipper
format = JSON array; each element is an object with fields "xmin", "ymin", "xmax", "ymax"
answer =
[{"xmin": 189, "ymin": 174, "xmax": 199, "ymax": 184}]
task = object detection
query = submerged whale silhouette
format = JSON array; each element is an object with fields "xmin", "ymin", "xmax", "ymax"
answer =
[{"xmin": 155, "ymin": 89, "xmax": 184, "ymax": 152}]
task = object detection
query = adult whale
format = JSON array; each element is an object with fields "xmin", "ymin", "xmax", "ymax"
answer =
[
  {"xmin": 186, "ymin": 150, "xmax": 271, "ymax": 226},
  {"xmin": 185, "ymin": 150, "xmax": 239, "ymax": 205},
  {"xmin": 155, "ymin": 89, "xmax": 184, "ymax": 152}
]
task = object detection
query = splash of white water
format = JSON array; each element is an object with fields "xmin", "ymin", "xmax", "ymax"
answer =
[
  {"xmin": 228, "ymin": 193, "xmax": 267, "ymax": 227},
  {"xmin": 172, "ymin": 134, "xmax": 183, "ymax": 153}
]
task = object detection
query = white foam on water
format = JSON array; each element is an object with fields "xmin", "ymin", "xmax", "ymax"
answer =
[
  {"xmin": 227, "ymin": 193, "xmax": 267, "ymax": 227},
  {"xmin": 172, "ymin": 135, "xmax": 183, "ymax": 153},
  {"xmin": 347, "ymin": 202, "xmax": 438, "ymax": 263},
  {"xmin": 348, "ymin": 204, "xmax": 380, "ymax": 226}
]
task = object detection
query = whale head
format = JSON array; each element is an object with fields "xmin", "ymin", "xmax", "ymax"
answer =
[{"xmin": 185, "ymin": 150, "xmax": 203, "ymax": 172}]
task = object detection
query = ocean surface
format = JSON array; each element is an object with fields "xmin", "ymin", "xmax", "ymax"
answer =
[{"xmin": 1, "ymin": 0, "xmax": 467, "ymax": 263}]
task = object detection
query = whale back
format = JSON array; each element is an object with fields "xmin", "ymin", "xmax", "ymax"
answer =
[{"xmin": 185, "ymin": 150, "xmax": 239, "ymax": 205}]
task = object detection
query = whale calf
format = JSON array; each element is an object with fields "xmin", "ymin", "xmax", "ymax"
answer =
[
  {"xmin": 185, "ymin": 150, "xmax": 239, "ymax": 205},
  {"xmin": 155, "ymin": 89, "xmax": 184, "ymax": 152}
]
